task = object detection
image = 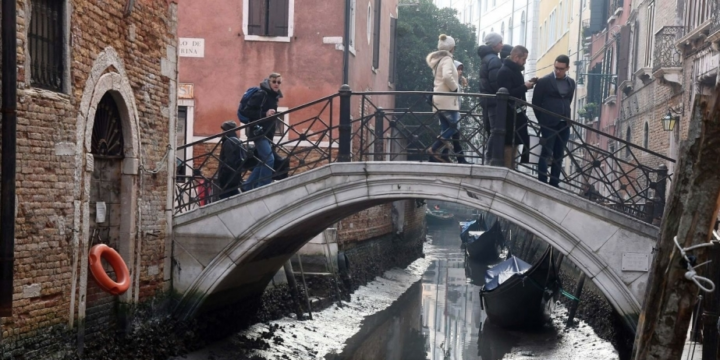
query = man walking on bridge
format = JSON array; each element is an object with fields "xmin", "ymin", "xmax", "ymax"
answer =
[{"xmin": 532, "ymin": 55, "xmax": 576, "ymax": 188}]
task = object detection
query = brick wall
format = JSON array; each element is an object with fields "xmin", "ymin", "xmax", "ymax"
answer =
[{"xmin": 1, "ymin": 0, "xmax": 177, "ymax": 354}]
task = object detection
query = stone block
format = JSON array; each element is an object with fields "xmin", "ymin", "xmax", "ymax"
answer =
[
  {"xmin": 22, "ymin": 284, "xmax": 41, "ymax": 299},
  {"xmin": 561, "ymin": 209, "xmax": 620, "ymax": 252}
]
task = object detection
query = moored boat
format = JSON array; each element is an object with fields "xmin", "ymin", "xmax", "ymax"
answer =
[
  {"xmin": 464, "ymin": 221, "xmax": 504, "ymax": 261},
  {"xmin": 480, "ymin": 246, "xmax": 560, "ymax": 329},
  {"xmin": 425, "ymin": 207, "xmax": 456, "ymax": 226}
]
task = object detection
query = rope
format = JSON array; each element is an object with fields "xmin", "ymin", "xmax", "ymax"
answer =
[{"xmin": 673, "ymin": 230, "xmax": 720, "ymax": 293}]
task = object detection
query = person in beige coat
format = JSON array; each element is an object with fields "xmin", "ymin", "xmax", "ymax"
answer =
[{"xmin": 426, "ymin": 34, "xmax": 460, "ymax": 162}]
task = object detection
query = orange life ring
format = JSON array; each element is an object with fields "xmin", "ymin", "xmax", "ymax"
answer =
[{"xmin": 89, "ymin": 244, "xmax": 130, "ymax": 296}]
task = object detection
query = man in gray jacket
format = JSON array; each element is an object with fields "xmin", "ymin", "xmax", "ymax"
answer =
[{"xmin": 531, "ymin": 55, "xmax": 576, "ymax": 187}]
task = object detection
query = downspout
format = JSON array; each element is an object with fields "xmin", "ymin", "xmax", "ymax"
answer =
[
  {"xmin": 343, "ymin": 0, "xmax": 351, "ymax": 85},
  {"xmin": 0, "ymin": 0, "xmax": 18, "ymax": 318},
  {"xmin": 573, "ymin": 0, "xmax": 584, "ymax": 118}
]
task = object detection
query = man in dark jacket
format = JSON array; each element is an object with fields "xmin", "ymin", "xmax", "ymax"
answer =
[
  {"xmin": 478, "ymin": 32, "xmax": 504, "ymax": 152},
  {"xmin": 532, "ymin": 55, "xmax": 576, "ymax": 187},
  {"xmin": 495, "ymin": 45, "xmax": 534, "ymax": 168},
  {"xmin": 239, "ymin": 73, "xmax": 283, "ymax": 191},
  {"xmin": 217, "ymin": 120, "xmax": 246, "ymax": 199}
]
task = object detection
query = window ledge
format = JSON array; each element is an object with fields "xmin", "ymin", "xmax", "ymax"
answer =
[
  {"xmin": 676, "ymin": 20, "xmax": 713, "ymax": 50},
  {"xmin": 634, "ymin": 67, "xmax": 653, "ymax": 82},
  {"xmin": 334, "ymin": 44, "xmax": 357, "ymax": 56},
  {"xmin": 21, "ymin": 87, "xmax": 71, "ymax": 101},
  {"xmin": 244, "ymin": 35, "xmax": 291, "ymax": 43},
  {"xmin": 651, "ymin": 67, "xmax": 682, "ymax": 86},
  {"xmin": 619, "ymin": 79, "xmax": 633, "ymax": 94},
  {"xmin": 614, "ymin": 7, "xmax": 623, "ymax": 16},
  {"xmin": 607, "ymin": 15, "xmax": 617, "ymax": 24},
  {"xmin": 603, "ymin": 94, "xmax": 617, "ymax": 105}
]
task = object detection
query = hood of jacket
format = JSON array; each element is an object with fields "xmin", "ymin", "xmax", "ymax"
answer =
[
  {"xmin": 453, "ymin": 60, "xmax": 463, "ymax": 69},
  {"xmin": 260, "ymin": 79, "xmax": 283, "ymax": 98},
  {"xmin": 426, "ymin": 50, "xmax": 453, "ymax": 69},
  {"xmin": 477, "ymin": 45, "xmax": 497, "ymax": 59}
]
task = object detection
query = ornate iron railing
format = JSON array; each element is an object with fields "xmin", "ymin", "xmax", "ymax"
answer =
[
  {"xmin": 174, "ymin": 88, "xmax": 674, "ymax": 224},
  {"xmin": 653, "ymin": 26, "xmax": 685, "ymax": 72}
]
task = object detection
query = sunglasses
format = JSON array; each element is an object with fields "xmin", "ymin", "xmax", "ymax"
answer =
[{"xmin": 271, "ymin": 80, "xmax": 282, "ymax": 85}]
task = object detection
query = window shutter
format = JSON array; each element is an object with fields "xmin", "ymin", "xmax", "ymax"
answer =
[
  {"xmin": 617, "ymin": 25, "xmax": 631, "ymax": 85},
  {"xmin": 389, "ymin": 17, "xmax": 397, "ymax": 83},
  {"xmin": 373, "ymin": 0, "xmax": 382, "ymax": 69},
  {"xmin": 587, "ymin": 63, "xmax": 603, "ymax": 106},
  {"xmin": 268, "ymin": 0, "xmax": 289, "ymax": 37},
  {"xmin": 248, "ymin": 0, "xmax": 267, "ymax": 36},
  {"xmin": 589, "ymin": 0, "xmax": 608, "ymax": 33}
]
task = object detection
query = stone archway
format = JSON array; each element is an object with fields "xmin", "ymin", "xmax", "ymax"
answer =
[
  {"xmin": 172, "ymin": 163, "xmax": 659, "ymax": 331},
  {"xmin": 72, "ymin": 47, "xmax": 140, "ymax": 332}
]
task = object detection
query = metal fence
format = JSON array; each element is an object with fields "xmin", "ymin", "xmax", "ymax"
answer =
[
  {"xmin": 653, "ymin": 26, "xmax": 685, "ymax": 72},
  {"xmin": 174, "ymin": 87, "xmax": 674, "ymax": 224}
]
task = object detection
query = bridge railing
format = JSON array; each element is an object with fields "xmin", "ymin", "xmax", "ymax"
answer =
[{"xmin": 174, "ymin": 87, "xmax": 674, "ymax": 224}]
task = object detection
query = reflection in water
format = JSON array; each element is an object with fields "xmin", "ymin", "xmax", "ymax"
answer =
[{"xmin": 334, "ymin": 222, "xmax": 579, "ymax": 360}]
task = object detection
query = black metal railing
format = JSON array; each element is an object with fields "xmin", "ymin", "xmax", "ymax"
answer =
[
  {"xmin": 174, "ymin": 87, "xmax": 674, "ymax": 224},
  {"xmin": 653, "ymin": 26, "xmax": 684, "ymax": 72}
]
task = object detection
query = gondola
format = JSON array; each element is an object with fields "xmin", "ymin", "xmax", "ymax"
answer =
[
  {"xmin": 425, "ymin": 208, "xmax": 455, "ymax": 226},
  {"xmin": 459, "ymin": 215, "xmax": 487, "ymax": 244},
  {"xmin": 464, "ymin": 221, "xmax": 504, "ymax": 261},
  {"xmin": 479, "ymin": 246, "xmax": 559, "ymax": 329}
]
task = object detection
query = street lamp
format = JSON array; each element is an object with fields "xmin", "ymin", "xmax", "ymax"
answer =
[{"xmin": 661, "ymin": 111, "xmax": 677, "ymax": 132}]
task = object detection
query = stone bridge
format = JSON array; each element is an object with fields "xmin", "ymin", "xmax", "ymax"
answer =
[{"xmin": 171, "ymin": 162, "xmax": 659, "ymax": 330}]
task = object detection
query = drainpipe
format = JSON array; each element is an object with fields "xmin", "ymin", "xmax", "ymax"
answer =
[
  {"xmin": 343, "ymin": 0, "xmax": 351, "ymax": 85},
  {"xmin": 573, "ymin": 0, "xmax": 584, "ymax": 120},
  {"xmin": 0, "ymin": 0, "xmax": 18, "ymax": 318}
]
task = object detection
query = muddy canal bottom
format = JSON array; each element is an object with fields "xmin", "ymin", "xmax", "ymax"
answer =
[{"xmin": 180, "ymin": 225, "xmax": 619, "ymax": 360}]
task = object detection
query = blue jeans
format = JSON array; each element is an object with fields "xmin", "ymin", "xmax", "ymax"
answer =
[
  {"xmin": 537, "ymin": 122, "xmax": 570, "ymax": 187},
  {"xmin": 243, "ymin": 137, "xmax": 274, "ymax": 190},
  {"xmin": 432, "ymin": 111, "xmax": 460, "ymax": 151}
]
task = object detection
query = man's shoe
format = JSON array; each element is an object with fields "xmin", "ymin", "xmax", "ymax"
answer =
[{"xmin": 426, "ymin": 148, "xmax": 448, "ymax": 162}]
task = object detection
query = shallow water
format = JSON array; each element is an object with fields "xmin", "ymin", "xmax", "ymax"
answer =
[{"xmin": 178, "ymin": 223, "xmax": 619, "ymax": 360}]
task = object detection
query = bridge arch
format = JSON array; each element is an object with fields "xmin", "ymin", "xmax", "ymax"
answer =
[{"xmin": 172, "ymin": 163, "xmax": 658, "ymax": 330}]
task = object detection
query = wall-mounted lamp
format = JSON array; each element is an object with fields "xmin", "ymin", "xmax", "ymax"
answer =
[{"xmin": 661, "ymin": 105, "xmax": 683, "ymax": 132}]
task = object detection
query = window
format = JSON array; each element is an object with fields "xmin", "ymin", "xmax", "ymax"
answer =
[
  {"xmin": 501, "ymin": 22, "xmax": 505, "ymax": 37},
  {"xmin": 520, "ymin": 12, "xmax": 526, "ymax": 45},
  {"xmin": 248, "ymin": 0, "xmax": 290, "ymax": 37},
  {"xmin": 372, "ymin": 0, "xmax": 381, "ymax": 69},
  {"xmin": 367, "ymin": 3, "xmax": 373, "ymax": 45},
  {"xmin": 350, "ymin": 0, "xmax": 357, "ymax": 49},
  {"xmin": 244, "ymin": 0, "xmax": 294, "ymax": 41},
  {"xmin": 29, "ymin": 0, "xmax": 65, "ymax": 92},
  {"xmin": 558, "ymin": 3, "xmax": 563, "ymax": 36},
  {"xmin": 643, "ymin": 122, "xmax": 649, "ymax": 148},
  {"xmin": 625, "ymin": 127, "xmax": 631, "ymax": 157},
  {"xmin": 644, "ymin": 2, "xmax": 655, "ymax": 67},
  {"xmin": 508, "ymin": 17, "xmax": 513, "ymax": 44},
  {"xmin": 389, "ymin": 17, "xmax": 397, "ymax": 84}
]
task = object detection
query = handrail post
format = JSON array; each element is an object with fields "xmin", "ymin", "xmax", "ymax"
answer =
[
  {"xmin": 374, "ymin": 107, "xmax": 385, "ymax": 161},
  {"xmin": 339, "ymin": 85, "xmax": 352, "ymax": 162},
  {"xmin": 489, "ymin": 88, "xmax": 509, "ymax": 166}
]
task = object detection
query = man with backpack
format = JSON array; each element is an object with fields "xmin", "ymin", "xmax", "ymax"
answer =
[
  {"xmin": 217, "ymin": 120, "xmax": 247, "ymax": 199},
  {"xmin": 237, "ymin": 73, "xmax": 283, "ymax": 191}
]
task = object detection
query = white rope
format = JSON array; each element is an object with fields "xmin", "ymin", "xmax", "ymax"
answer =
[{"xmin": 673, "ymin": 230, "xmax": 720, "ymax": 293}]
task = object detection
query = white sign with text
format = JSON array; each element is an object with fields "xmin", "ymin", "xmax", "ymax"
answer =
[{"xmin": 179, "ymin": 38, "xmax": 205, "ymax": 58}]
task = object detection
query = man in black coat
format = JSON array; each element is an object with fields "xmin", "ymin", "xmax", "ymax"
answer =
[
  {"xmin": 238, "ymin": 73, "xmax": 283, "ymax": 191},
  {"xmin": 217, "ymin": 120, "xmax": 246, "ymax": 199},
  {"xmin": 478, "ymin": 32, "xmax": 504, "ymax": 157},
  {"xmin": 531, "ymin": 55, "xmax": 576, "ymax": 187},
  {"xmin": 495, "ymin": 45, "xmax": 535, "ymax": 168}
]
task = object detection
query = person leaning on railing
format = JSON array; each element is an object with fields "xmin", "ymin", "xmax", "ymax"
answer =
[
  {"xmin": 531, "ymin": 55, "xmax": 576, "ymax": 188},
  {"xmin": 495, "ymin": 45, "xmax": 534, "ymax": 168}
]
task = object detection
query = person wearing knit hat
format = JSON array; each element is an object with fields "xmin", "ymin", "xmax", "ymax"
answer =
[
  {"xmin": 438, "ymin": 34, "xmax": 456, "ymax": 51},
  {"xmin": 217, "ymin": 120, "xmax": 243, "ymax": 199},
  {"xmin": 500, "ymin": 44, "xmax": 514, "ymax": 60},
  {"xmin": 425, "ymin": 34, "xmax": 460, "ymax": 162},
  {"xmin": 484, "ymin": 32, "xmax": 504, "ymax": 53}
]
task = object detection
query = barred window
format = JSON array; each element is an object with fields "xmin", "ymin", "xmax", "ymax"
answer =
[{"xmin": 29, "ymin": 0, "xmax": 64, "ymax": 92}]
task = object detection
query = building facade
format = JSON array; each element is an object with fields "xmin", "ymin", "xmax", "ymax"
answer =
[{"xmin": 1, "ymin": 0, "xmax": 177, "ymax": 355}]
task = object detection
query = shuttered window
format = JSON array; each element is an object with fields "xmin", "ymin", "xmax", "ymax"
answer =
[
  {"xmin": 388, "ymin": 17, "xmax": 397, "ymax": 84},
  {"xmin": 617, "ymin": 25, "xmax": 630, "ymax": 85},
  {"xmin": 372, "ymin": 0, "xmax": 382, "ymax": 69},
  {"xmin": 248, "ymin": 0, "xmax": 289, "ymax": 37},
  {"xmin": 29, "ymin": 0, "xmax": 64, "ymax": 92}
]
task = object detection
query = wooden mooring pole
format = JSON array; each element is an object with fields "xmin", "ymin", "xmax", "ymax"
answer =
[
  {"xmin": 283, "ymin": 261, "xmax": 305, "ymax": 320},
  {"xmin": 566, "ymin": 273, "xmax": 586, "ymax": 327},
  {"xmin": 632, "ymin": 94, "xmax": 720, "ymax": 360}
]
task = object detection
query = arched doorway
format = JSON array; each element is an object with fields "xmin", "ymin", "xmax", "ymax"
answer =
[{"xmin": 85, "ymin": 92, "xmax": 126, "ymax": 334}]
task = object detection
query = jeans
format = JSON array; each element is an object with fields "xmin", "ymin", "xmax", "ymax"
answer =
[
  {"xmin": 243, "ymin": 137, "xmax": 274, "ymax": 191},
  {"xmin": 486, "ymin": 106, "xmax": 506, "ymax": 166},
  {"xmin": 438, "ymin": 111, "xmax": 460, "ymax": 140},
  {"xmin": 537, "ymin": 122, "xmax": 570, "ymax": 187}
]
